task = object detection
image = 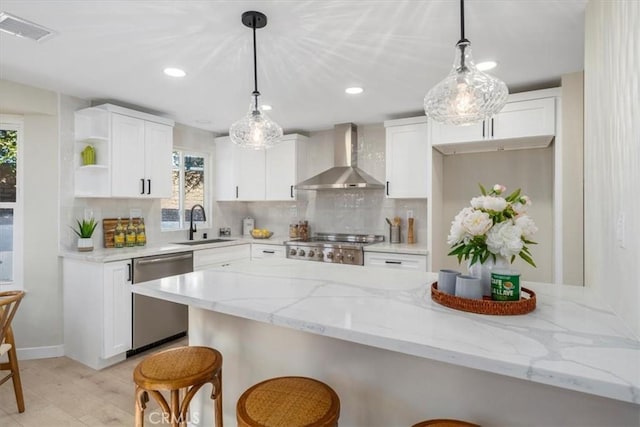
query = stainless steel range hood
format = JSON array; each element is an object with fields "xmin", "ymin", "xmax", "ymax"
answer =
[{"xmin": 295, "ymin": 123, "xmax": 385, "ymax": 190}]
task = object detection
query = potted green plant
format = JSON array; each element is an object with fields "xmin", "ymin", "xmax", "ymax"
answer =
[{"xmin": 72, "ymin": 218, "xmax": 98, "ymax": 252}]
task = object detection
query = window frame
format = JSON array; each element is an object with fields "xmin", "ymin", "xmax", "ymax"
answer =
[
  {"xmin": 0, "ymin": 115, "xmax": 24, "ymax": 289},
  {"xmin": 161, "ymin": 147, "xmax": 211, "ymax": 232}
]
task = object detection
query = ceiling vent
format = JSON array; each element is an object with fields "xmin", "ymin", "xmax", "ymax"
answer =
[{"xmin": 0, "ymin": 12, "xmax": 55, "ymax": 42}]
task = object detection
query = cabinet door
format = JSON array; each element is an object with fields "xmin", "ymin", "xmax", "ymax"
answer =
[
  {"xmin": 266, "ymin": 138, "xmax": 296, "ymax": 200},
  {"xmin": 236, "ymin": 147, "xmax": 266, "ymax": 201},
  {"xmin": 111, "ymin": 114, "xmax": 146, "ymax": 197},
  {"xmin": 364, "ymin": 252, "xmax": 427, "ymax": 271},
  {"xmin": 102, "ymin": 260, "xmax": 132, "ymax": 358},
  {"xmin": 385, "ymin": 122, "xmax": 430, "ymax": 198},
  {"xmin": 194, "ymin": 245, "xmax": 251, "ymax": 270},
  {"xmin": 492, "ymin": 97, "xmax": 556, "ymax": 139},
  {"xmin": 215, "ymin": 137, "xmax": 238, "ymax": 201},
  {"xmin": 144, "ymin": 121, "xmax": 173, "ymax": 198},
  {"xmin": 429, "ymin": 120, "xmax": 485, "ymax": 144}
]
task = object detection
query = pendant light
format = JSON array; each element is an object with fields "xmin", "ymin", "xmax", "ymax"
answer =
[
  {"xmin": 424, "ymin": 0, "xmax": 508, "ymax": 126},
  {"xmin": 229, "ymin": 11, "xmax": 283, "ymax": 149}
]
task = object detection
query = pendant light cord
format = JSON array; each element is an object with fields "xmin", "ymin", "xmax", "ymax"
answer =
[
  {"xmin": 251, "ymin": 15, "xmax": 260, "ymax": 112},
  {"xmin": 457, "ymin": 0, "xmax": 469, "ymax": 71},
  {"xmin": 459, "ymin": 0, "xmax": 466, "ymax": 42}
]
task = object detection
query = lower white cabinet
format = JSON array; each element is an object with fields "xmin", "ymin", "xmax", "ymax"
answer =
[
  {"xmin": 364, "ymin": 252, "xmax": 427, "ymax": 271},
  {"xmin": 251, "ymin": 243, "xmax": 286, "ymax": 259},
  {"xmin": 63, "ymin": 258, "xmax": 132, "ymax": 369},
  {"xmin": 194, "ymin": 244, "xmax": 251, "ymax": 270}
]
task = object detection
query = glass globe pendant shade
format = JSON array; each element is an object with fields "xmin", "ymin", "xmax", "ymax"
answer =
[
  {"xmin": 229, "ymin": 97, "xmax": 283, "ymax": 150},
  {"xmin": 424, "ymin": 40, "xmax": 508, "ymax": 125}
]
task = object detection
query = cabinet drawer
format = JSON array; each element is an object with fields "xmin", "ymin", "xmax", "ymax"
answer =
[
  {"xmin": 194, "ymin": 244, "xmax": 250, "ymax": 270},
  {"xmin": 364, "ymin": 252, "xmax": 427, "ymax": 271},
  {"xmin": 251, "ymin": 243, "xmax": 286, "ymax": 259}
]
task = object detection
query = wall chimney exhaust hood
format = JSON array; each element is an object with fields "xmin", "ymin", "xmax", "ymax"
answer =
[{"xmin": 295, "ymin": 123, "xmax": 385, "ymax": 190}]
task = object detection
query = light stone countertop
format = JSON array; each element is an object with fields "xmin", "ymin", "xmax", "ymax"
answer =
[{"xmin": 131, "ymin": 258, "xmax": 640, "ymax": 405}]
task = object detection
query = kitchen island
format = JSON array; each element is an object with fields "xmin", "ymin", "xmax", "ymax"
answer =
[{"xmin": 132, "ymin": 259, "xmax": 639, "ymax": 426}]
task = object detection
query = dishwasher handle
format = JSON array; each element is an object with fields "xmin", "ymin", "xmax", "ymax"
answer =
[{"xmin": 135, "ymin": 253, "xmax": 193, "ymax": 265}]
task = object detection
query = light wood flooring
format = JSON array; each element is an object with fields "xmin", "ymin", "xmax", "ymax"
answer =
[{"xmin": 0, "ymin": 338, "xmax": 188, "ymax": 426}]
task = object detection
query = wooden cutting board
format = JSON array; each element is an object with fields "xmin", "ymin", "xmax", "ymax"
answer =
[{"xmin": 102, "ymin": 217, "xmax": 142, "ymax": 248}]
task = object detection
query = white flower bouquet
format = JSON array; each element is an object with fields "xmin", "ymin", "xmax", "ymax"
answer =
[{"xmin": 447, "ymin": 184, "xmax": 537, "ymax": 267}]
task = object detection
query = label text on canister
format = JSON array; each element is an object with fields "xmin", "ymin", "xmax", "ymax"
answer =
[{"xmin": 491, "ymin": 271, "xmax": 521, "ymax": 301}]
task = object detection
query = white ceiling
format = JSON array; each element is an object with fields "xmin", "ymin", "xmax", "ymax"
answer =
[{"xmin": 0, "ymin": 0, "xmax": 588, "ymax": 134}]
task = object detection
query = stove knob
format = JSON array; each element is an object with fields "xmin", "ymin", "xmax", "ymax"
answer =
[
  {"xmin": 297, "ymin": 249, "xmax": 305, "ymax": 257},
  {"xmin": 335, "ymin": 253, "xmax": 344, "ymax": 261},
  {"xmin": 308, "ymin": 250, "xmax": 315, "ymax": 257},
  {"xmin": 317, "ymin": 251, "xmax": 324, "ymax": 259},
  {"xmin": 326, "ymin": 252, "xmax": 334, "ymax": 259}
]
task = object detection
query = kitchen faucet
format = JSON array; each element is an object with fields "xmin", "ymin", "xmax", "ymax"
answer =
[{"xmin": 189, "ymin": 204, "xmax": 207, "ymax": 240}]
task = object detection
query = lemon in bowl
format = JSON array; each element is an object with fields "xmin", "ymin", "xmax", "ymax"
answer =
[{"xmin": 250, "ymin": 228, "xmax": 273, "ymax": 239}]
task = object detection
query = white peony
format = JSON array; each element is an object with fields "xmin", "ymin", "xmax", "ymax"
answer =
[
  {"xmin": 447, "ymin": 207, "xmax": 474, "ymax": 245},
  {"xmin": 462, "ymin": 210, "xmax": 493, "ymax": 236},
  {"xmin": 470, "ymin": 195, "xmax": 507, "ymax": 212},
  {"xmin": 512, "ymin": 195, "xmax": 532, "ymax": 214},
  {"xmin": 486, "ymin": 221, "xmax": 524, "ymax": 258},
  {"xmin": 493, "ymin": 184, "xmax": 506, "ymax": 194},
  {"xmin": 515, "ymin": 215, "xmax": 538, "ymax": 240}
]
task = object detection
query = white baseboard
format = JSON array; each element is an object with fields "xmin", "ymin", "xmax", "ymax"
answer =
[{"xmin": 16, "ymin": 344, "xmax": 65, "ymax": 360}]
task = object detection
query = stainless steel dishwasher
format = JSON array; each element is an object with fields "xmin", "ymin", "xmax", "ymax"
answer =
[{"xmin": 128, "ymin": 251, "xmax": 193, "ymax": 356}]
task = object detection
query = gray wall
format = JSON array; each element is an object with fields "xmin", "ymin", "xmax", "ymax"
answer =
[
  {"xmin": 0, "ymin": 80, "xmax": 62, "ymax": 350},
  {"xmin": 584, "ymin": 1, "xmax": 640, "ymax": 337}
]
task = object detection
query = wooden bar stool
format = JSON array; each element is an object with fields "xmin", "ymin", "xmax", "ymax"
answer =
[
  {"xmin": 0, "ymin": 291, "xmax": 25, "ymax": 414},
  {"xmin": 133, "ymin": 346, "xmax": 223, "ymax": 427},
  {"xmin": 412, "ymin": 420, "xmax": 480, "ymax": 427},
  {"xmin": 237, "ymin": 376, "xmax": 340, "ymax": 427}
]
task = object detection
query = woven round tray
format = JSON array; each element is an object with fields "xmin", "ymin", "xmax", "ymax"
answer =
[{"xmin": 431, "ymin": 282, "xmax": 536, "ymax": 315}]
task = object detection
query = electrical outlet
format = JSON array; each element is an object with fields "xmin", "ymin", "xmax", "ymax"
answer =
[
  {"xmin": 407, "ymin": 210, "xmax": 414, "ymax": 220},
  {"xmin": 289, "ymin": 206, "xmax": 298, "ymax": 218}
]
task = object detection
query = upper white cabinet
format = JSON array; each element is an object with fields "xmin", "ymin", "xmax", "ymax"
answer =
[
  {"xmin": 74, "ymin": 104, "xmax": 174, "ymax": 198},
  {"xmin": 430, "ymin": 93, "xmax": 556, "ymax": 155},
  {"xmin": 384, "ymin": 117, "xmax": 430, "ymax": 198},
  {"xmin": 215, "ymin": 134, "xmax": 308, "ymax": 201}
]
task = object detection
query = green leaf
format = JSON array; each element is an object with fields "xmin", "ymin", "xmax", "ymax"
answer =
[
  {"xmin": 479, "ymin": 183, "xmax": 487, "ymax": 196},
  {"xmin": 505, "ymin": 188, "xmax": 521, "ymax": 203},
  {"xmin": 519, "ymin": 252, "xmax": 537, "ymax": 267}
]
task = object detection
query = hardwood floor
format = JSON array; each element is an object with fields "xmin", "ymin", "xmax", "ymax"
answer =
[{"xmin": 0, "ymin": 338, "xmax": 187, "ymax": 426}]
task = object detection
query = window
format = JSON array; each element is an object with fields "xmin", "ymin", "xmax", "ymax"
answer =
[
  {"xmin": 161, "ymin": 150, "xmax": 209, "ymax": 231},
  {"xmin": 0, "ymin": 116, "xmax": 23, "ymax": 288}
]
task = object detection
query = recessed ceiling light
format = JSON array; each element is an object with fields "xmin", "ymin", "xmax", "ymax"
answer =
[
  {"xmin": 261, "ymin": 104, "xmax": 272, "ymax": 111},
  {"xmin": 163, "ymin": 67, "xmax": 186, "ymax": 77},
  {"xmin": 477, "ymin": 61, "xmax": 497, "ymax": 71},
  {"xmin": 345, "ymin": 87, "xmax": 364, "ymax": 95}
]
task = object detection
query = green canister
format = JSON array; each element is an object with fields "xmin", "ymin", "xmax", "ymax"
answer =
[{"xmin": 491, "ymin": 269, "xmax": 521, "ymax": 301}]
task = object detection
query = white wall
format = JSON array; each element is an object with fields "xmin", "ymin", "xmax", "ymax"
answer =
[
  {"xmin": 584, "ymin": 0, "xmax": 640, "ymax": 337},
  {"xmin": 0, "ymin": 80, "xmax": 62, "ymax": 352}
]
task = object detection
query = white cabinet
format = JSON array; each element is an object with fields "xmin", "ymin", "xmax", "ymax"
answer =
[
  {"xmin": 364, "ymin": 252, "xmax": 427, "ymax": 271},
  {"xmin": 215, "ymin": 134, "xmax": 308, "ymax": 201},
  {"xmin": 74, "ymin": 104, "xmax": 174, "ymax": 198},
  {"xmin": 384, "ymin": 117, "xmax": 430, "ymax": 198},
  {"xmin": 63, "ymin": 258, "xmax": 132, "ymax": 369},
  {"xmin": 102, "ymin": 261, "xmax": 133, "ymax": 358},
  {"xmin": 431, "ymin": 96, "xmax": 556, "ymax": 154},
  {"xmin": 193, "ymin": 244, "xmax": 251, "ymax": 270},
  {"xmin": 251, "ymin": 243, "xmax": 286, "ymax": 259}
]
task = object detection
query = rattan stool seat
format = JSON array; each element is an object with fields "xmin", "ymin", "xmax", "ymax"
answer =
[
  {"xmin": 134, "ymin": 346, "xmax": 223, "ymax": 427},
  {"xmin": 412, "ymin": 419, "xmax": 480, "ymax": 427},
  {"xmin": 237, "ymin": 376, "xmax": 340, "ymax": 427}
]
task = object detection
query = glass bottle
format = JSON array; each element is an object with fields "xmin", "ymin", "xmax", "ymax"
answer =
[
  {"xmin": 125, "ymin": 217, "xmax": 137, "ymax": 247},
  {"xmin": 136, "ymin": 218, "xmax": 146, "ymax": 246},
  {"xmin": 114, "ymin": 217, "xmax": 125, "ymax": 248}
]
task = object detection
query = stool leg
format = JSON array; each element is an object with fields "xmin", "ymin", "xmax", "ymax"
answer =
[
  {"xmin": 170, "ymin": 389, "xmax": 180, "ymax": 427},
  {"xmin": 212, "ymin": 370, "xmax": 223, "ymax": 427},
  {"xmin": 135, "ymin": 388, "xmax": 149, "ymax": 427}
]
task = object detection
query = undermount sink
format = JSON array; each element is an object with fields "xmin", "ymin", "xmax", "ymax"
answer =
[{"xmin": 174, "ymin": 239, "xmax": 235, "ymax": 246}]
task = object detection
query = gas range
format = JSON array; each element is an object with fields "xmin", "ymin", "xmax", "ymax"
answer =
[{"xmin": 285, "ymin": 233, "xmax": 384, "ymax": 265}]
